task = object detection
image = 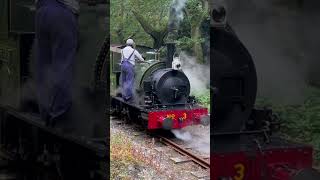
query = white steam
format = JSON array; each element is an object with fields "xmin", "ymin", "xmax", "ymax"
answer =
[
  {"xmin": 171, "ymin": 129, "xmax": 192, "ymax": 141},
  {"xmin": 170, "ymin": 0, "xmax": 188, "ymax": 23},
  {"xmin": 171, "ymin": 125, "xmax": 210, "ymax": 154},
  {"xmin": 179, "ymin": 52, "xmax": 210, "ymax": 94}
]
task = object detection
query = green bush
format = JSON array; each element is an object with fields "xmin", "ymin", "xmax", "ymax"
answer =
[
  {"xmin": 191, "ymin": 89, "xmax": 210, "ymax": 111},
  {"xmin": 257, "ymin": 87, "xmax": 320, "ymax": 161},
  {"xmin": 176, "ymin": 36, "xmax": 205, "ymax": 52}
]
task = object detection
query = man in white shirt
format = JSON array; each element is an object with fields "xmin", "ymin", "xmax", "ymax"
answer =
[{"xmin": 120, "ymin": 39, "xmax": 145, "ymax": 102}]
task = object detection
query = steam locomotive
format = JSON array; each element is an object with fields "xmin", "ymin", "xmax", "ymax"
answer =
[
  {"xmin": 109, "ymin": 43, "xmax": 209, "ymax": 130},
  {"xmin": 0, "ymin": 0, "xmax": 108, "ymax": 179},
  {"xmin": 211, "ymin": 4, "xmax": 320, "ymax": 180}
]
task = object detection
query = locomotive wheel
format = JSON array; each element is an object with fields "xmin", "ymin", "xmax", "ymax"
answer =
[
  {"xmin": 28, "ymin": 39, "xmax": 36, "ymax": 79},
  {"xmin": 20, "ymin": 39, "xmax": 39, "ymax": 113},
  {"xmin": 120, "ymin": 107, "xmax": 132, "ymax": 123},
  {"xmin": 93, "ymin": 35, "xmax": 109, "ymax": 90}
]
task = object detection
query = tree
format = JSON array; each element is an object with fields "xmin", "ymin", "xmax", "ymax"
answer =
[
  {"xmin": 129, "ymin": 0, "xmax": 172, "ymax": 49},
  {"xmin": 185, "ymin": 0, "xmax": 209, "ymax": 63},
  {"xmin": 110, "ymin": 0, "xmax": 153, "ymax": 46},
  {"xmin": 110, "ymin": 0, "xmax": 125, "ymax": 43},
  {"xmin": 110, "ymin": 0, "xmax": 210, "ymax": 62}
]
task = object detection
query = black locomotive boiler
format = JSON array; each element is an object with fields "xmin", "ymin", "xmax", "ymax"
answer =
[{"xmin": 109, "ymin": 43, "xmax": 209, "ymax": 130}]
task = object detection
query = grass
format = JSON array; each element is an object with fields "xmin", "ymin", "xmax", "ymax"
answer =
[
  {"xmin": 110, "ymin": 130, "xmax": 179, "ymax": 179},
  {"xmin": 110, "ymin": 131, "xmax": 141, "ymax": 179}
]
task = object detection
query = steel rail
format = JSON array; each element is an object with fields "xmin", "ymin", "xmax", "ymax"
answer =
[{"xmin": 158, "ymin": 136, "xmax": 210, "ymax": 169}]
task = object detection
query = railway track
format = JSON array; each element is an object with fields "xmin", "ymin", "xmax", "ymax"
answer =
[
  {"xmin": 158, "ymin": 136, "xmax": 210, "ymax": 169},
  {"xmin": 111, "ymin": 116, "xmax": 210, "ymax": 179}
]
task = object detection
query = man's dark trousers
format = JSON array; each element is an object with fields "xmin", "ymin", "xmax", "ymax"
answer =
[
  {"xmin": 35, "ymin": 0, "xmax": 78, "ymax": 124},
  {"xmin": 121, "ymin": 61, "xmax": 134, "ymax": 101}
]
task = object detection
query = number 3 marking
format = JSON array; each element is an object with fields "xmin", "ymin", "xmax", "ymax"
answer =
[
  {"xmin": 182, "ymin": 113, "xmax": 187, "ymax": 119},
  {"xmin": 234, "ymin": 163, "xmax": 245, "ymax": 180}
]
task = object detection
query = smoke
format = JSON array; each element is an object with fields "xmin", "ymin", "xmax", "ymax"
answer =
[
  {"xmin": 171, "ymin": 125, "xmax": 210, "ymax": 154},
  {"xmin": 112, "ymin": 77, "xmax": 144, "ymax": 104},
  {"xmin": 224, "ymin": 0, "xmax": 320, "ymax": 104},
  {"xmin": 169, "ymin": 0, "xmax": 188, "ymax": 26},
  {"xmin": 18, "ymin": 62, "xmax": 106, "ymax": 138},
  {"xmin": 69, "ymin": 87, "xmax": 106, "ymax": 137},
  {"xmin": 171, "ymin": 129, "xmax": 192, "ymax": 141},
  {"xmin": 111, "ymin": 86, "xmax": 122, "ymax": 96},
  {"xmin": 179, "ymin": 52, "xmax": 210, "ymax": 94}
]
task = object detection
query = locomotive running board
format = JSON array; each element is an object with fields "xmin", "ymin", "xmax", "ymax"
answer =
[
  {"xmin": 111, "ymin": 96, "xmax": 146, "ymax": 111},
  {"xmin": 112, "ymin": 96, "xmax": 202, "ymax": 110},
  {"xmin": 0, "ymin": 106, "xmax": 106, "ymax": 158}
]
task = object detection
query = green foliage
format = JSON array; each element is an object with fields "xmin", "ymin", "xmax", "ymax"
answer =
[
  {"xmin": 128, "ymin": 0, "xmax": 171, "ymax": 31},
  {"xmin": 110, "ymin": 0, "xmax": 171, "ymax": 47},
  {"xmin": 110, "ymin": 0, "xmax": 154, "ymax": 46},
  {"xmin": 191, "ymin": 89, "xmax": 210, "ymax": 111},
  {"xmin": 111, "ymin": 0, "xmax": 210, "ymax": 62},
  {"xmin": 176, "ymin": 37, "xmax": 194, "ymax": 51},
  {"xmin": 185, "ymin": 0, "xmax": 209, "ymax": 26},
  {"xmin": 176, "ymin": 36, "xmax": 204, "ymax": 52},
  {"xmin": 257, "ymin": 87, "xmax": 320, "ymax": 161}
]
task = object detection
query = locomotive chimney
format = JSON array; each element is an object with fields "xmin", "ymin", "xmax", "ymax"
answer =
[
  {"xmin": 166, "ymin": 4, "xmax": 178, "ymax": 69},
  {"xmin": 166, "ymin": 42, "xmax": 176, "ymax": 68}
]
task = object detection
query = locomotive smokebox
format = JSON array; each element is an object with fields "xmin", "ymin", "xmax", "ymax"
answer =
[{"xmin": 166, "ymin": 42, "xmax": 176, "ymax": 68}]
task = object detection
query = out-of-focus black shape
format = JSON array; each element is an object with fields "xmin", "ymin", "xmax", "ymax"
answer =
[
  {"xmin": 211, "ymin": 24, "xmax": 257, "ymax": 134},
  {"xmin": 291, "ymin": 168, "xmax": 320, "ymax": 180}
]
